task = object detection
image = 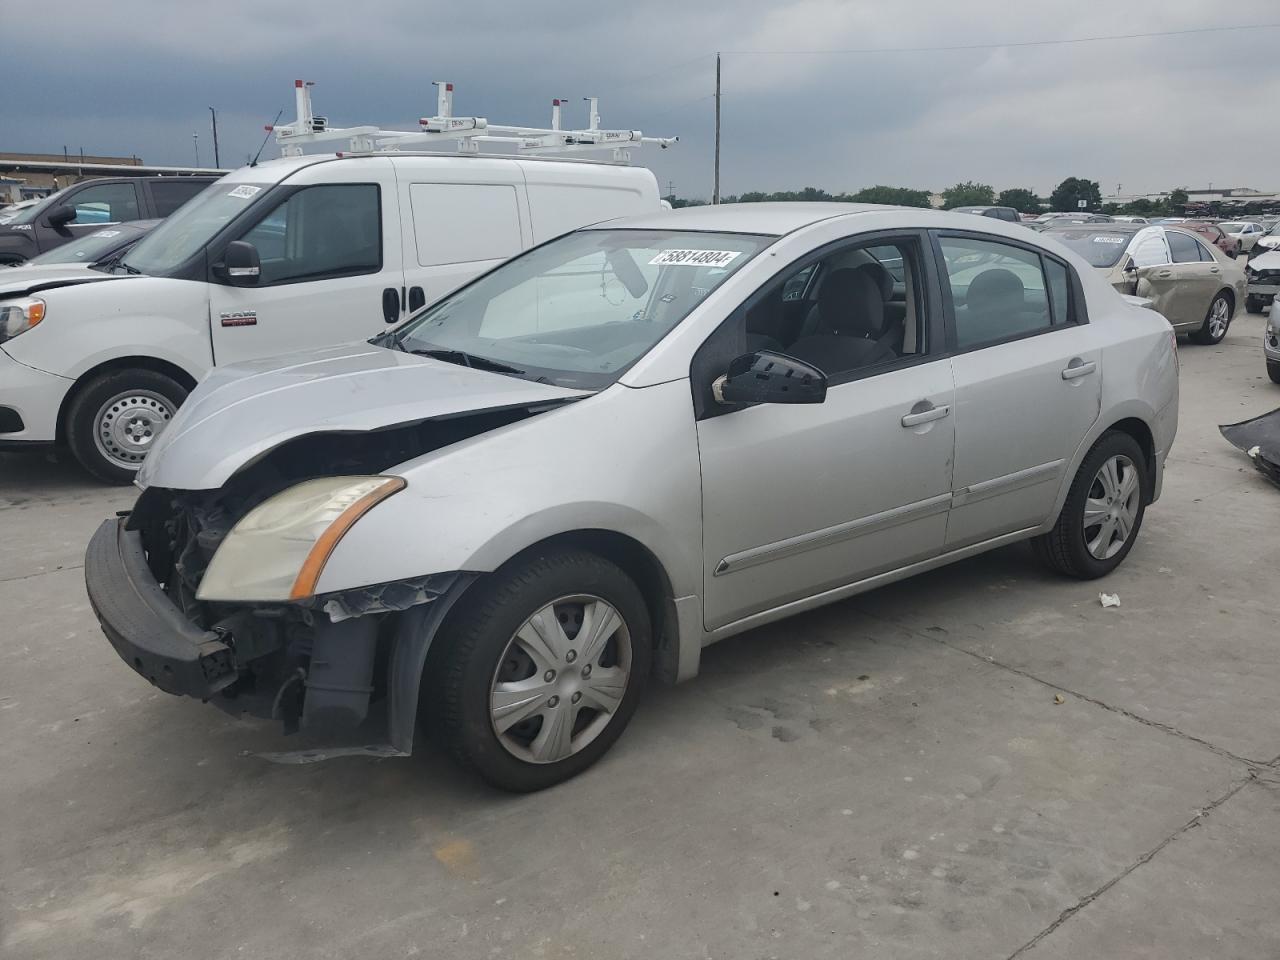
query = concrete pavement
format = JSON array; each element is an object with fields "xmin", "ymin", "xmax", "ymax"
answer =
[{"xmin": 2, "ymin": 310, "xmax": 1278, "ymax": 959}]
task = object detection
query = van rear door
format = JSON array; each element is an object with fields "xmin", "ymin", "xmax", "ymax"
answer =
[
  {"xmin": 206, "ymin": 159, "xmax": 404, "ymax": 366},
  {"xmin": 394, "ymin": 157, "xmax": 530, "ymax": 314}
]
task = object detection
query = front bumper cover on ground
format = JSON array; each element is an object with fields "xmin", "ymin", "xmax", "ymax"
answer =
[
  {"xmin": 85, "ymin": 518, "xmax": 236, "ymax": 699},
  {"xmin": 1221, "ymin": 409, "xmax": 1280, "ymax": 487}
]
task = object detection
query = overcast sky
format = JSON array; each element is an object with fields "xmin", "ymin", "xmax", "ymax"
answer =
[{"xmin": 8, "ymin": 0, "xmax": 1279, "ymax": 199}]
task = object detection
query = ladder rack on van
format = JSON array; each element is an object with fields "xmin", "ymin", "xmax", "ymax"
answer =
[{"xmin": 271, "ymin": 80, "xmax": 678, "ymax": 164}]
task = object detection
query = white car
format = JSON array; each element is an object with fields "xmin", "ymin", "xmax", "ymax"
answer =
[
  {"xmin": 0, "ymin": 153, "xmax": 663, "ymax": 482},
  {"xmin": 86, "ymin": 203, "xmax": 1179, "ymax": 791},
  {"xmin": 1218, "ymin": 221, "xmax": 1265, "ymax": 253},
  {"xmin": 1252, "ymin": 221, "xmax": 1280, "ymax": 256}
]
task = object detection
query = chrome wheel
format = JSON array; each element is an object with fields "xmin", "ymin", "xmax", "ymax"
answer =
[
  {"xmin": 92, "ymin": 389, "xmax": 176, "ymax": 470},
  {"xmin": 490, "ymin": 594, "xmax": 632, "ymax": 764},
  {"xmin": 1083, "ymin": 454, "xmax": 1141, "ymax": 560},
  {"xmin": 1207, "ymin": 296, "xmax": 1230, "ymax": 340}
]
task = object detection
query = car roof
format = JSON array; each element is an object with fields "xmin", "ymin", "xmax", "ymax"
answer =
[
  {"xmin": 596, "ymin": 202, "xmax": 893, "ymax": 235},
  {"xmin": 1046, "ymin": 223, "xmax": 1144, "ymax": 235}
]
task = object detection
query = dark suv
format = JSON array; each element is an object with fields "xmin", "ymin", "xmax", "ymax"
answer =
[
  {"xmin": 0, "ymin": 176, "xmax": 219, "ymax": 264},
  {"xmin": 951, "ymin": 205, "xmax": 1022, "ymax": 223}
]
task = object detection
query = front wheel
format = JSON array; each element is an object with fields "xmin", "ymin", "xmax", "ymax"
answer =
[
  {"xmin": 428, "ymin": 549, "xmax": 651, "ymax": 792},
  {"xmin": 1268, "ymin": 359, "xmax": 1280, "ymax": 385},
  {"xmin": 65, "ymin": 369, "xmax": 187, "ymax": 484},
  {"xmin": 1033, "ymin": 431, "xmax": 1148, "ymax": 579},
  {"xmin": 1190, "ymin": 293, "xmax": 1232, "ymax": 345}
]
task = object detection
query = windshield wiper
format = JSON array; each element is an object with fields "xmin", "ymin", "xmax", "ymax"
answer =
[
  {"xmin": 408, "ymin": 346, "xmax": 524, "ymax": 375},
  {"xmin": 112, "ymin": 261, "xmax": 142, "ymax": 276}
]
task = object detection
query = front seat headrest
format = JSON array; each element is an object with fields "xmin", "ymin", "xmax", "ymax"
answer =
[
  {"xmin": 816, "ymin": 268, "xmax": 886, "ymax": 338},
  {"xmin": 851, "ymin": 260, "xmax": 894, "ymax": 301}
]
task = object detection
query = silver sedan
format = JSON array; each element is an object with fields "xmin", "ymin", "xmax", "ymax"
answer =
[{"xmin": 86, "ymin": 204, "xmax": 1180, "ymax": 791}]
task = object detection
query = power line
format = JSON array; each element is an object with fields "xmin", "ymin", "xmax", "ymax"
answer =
[{"xmin": 719, "ymin": 22, "xmax": 1280, "ymax": 56}]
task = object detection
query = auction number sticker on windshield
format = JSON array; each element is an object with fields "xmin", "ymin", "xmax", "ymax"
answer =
[
  {"xmin": 227, "ymin": 185, "xmax": 262, "ymax": 199},
  {"xmin": 91, "ymin": 230, "xmax": 122, "ymax": 238},
  {"xmin": 649, "ymin": 249, "xmax": 742, "ymax": 267},
  {"xmin": 1093, "ymin": 236, "xmax": 1125, "ymax": 244}
]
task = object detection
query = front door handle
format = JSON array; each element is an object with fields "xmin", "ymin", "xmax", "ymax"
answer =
[
  {"xmin": 901, "ymin": 402, "xmax": 951, "ymax": 428},
  {"xmin": 1155, "ymin": 269, "xmax": 1174, "ymax": 278},
  {"xmin": 1061, "ymin": 359, "xmax": 1097, "ymax": 380},
  {"xmin": 381, "ymin": 287, "xmax": 400, "ymax": 324}
]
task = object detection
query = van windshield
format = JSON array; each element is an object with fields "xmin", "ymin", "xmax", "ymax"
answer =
[
  {"xmin": 392, "ymin": 228, "xmax": 773, "ymax": 390},
  {"xmin": 121, "ymin": 182, "xmax": 268, "ymax": 276}
]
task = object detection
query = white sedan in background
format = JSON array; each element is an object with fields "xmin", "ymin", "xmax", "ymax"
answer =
[{"xmin": 1218, "ymin": 221, "xmax": 1265, "ymax": 254}]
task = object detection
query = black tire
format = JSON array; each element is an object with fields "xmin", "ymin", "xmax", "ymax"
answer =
[
  {"xmin": 1268, "ymin": 359, "xmax": 1280, "ymax": 385},
  {"xmin": 65, "ymin": 369, "xmax": 188, "ymax": 484},
  {"xmin": 1247, "ymin": 296, "xmax": 1265, "ymax": 315},
  {"xmin": 1032, "ymin": 431, "xmax": 1149, "ymax": 579},
  {"xmin": 427, "ymin": 549, "xmax": 652, "ymax": 792},
  {"xmin": 1189, "ymin": 291, "xmax": 1232, "ymax": 345}
]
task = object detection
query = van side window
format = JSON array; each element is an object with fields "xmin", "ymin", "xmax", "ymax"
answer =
[
  {"xmin": 409, "ymin": 183, "xmax": 522, "ymax": 266},
  {"xmin": 238, "ymin": 184, "xmax": 381, "ymax": 285}
]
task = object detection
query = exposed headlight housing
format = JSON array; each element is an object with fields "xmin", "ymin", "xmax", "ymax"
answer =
[
  {"xmin": 0, "ymin": 297, "xmax": 45, "ymax": 344},
  {"xmin": 197, "ymin": 476, "xmax": 406, "ymax": 602}
]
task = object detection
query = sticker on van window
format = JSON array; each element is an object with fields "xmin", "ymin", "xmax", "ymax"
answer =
[
  {"xmin": 649, "ymin": 249, "xmax": 742, "ymax": 267},
  {"xmin": 1093, "ymin": 236, "xmax": 1125, "ymax": 244},
  {"xmin": 227, "ymin": 185, "xmax": 262, "ymax": 200},
  {"xmin": 91, "ymin": 230, "xmax": 122, "ymax": 238}
]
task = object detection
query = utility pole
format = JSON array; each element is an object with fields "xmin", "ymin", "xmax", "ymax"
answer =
[
  {"xmin": 209, "ymin": 107, "xmax": 221, "ymax": 168},
  {"xmin": 713, "ymin": 52, "xmax": 721, "ymax": 205},
  {"xmin": 193, "ymin": 133, "xmax": 200, "ymax": 167}
]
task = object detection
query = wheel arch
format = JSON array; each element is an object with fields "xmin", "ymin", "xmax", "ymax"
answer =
[
  {"xmin": 55, "ymin": 356, "xmax": 198, "ymax": 443},
  {"xmin": 1107, "ymin": 416, "xmax": 1156, "ymax": 500}
]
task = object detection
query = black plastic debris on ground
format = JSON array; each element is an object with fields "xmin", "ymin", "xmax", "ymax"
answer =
[{"xmin": 1221, "ymin": 408, "xmax": 1280, "ymax": 487}]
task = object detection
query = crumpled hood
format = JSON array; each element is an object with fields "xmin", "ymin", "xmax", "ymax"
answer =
[
  {"xmin": 139, "ymin": 342, "xmax": 591, "ymax": 490},
  {"xmin": 0, "ymin": 265, "xmax": 122, "ymax": 299},
  {"xmin": 1249, "ymin": 249, "xmax": 1280, "ymax": 272}
]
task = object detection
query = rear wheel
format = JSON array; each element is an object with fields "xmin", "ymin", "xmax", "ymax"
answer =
[
  {"xmin": 1190, "ymin": 292, "xmax": 1232, "ymax": 345},
  {"xmin": 428, "ymin": 549, "xmax": 651, "ymax": 792},
  {"xmin": 1033, "ymin": 431, "xmax": 1148, "ymax": 579},
  {"xmin": 65, "ymin": 369, "xmax": 187, "ymax": 484}
]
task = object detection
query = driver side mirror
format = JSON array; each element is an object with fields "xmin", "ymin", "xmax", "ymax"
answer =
[
  {"xmin": 1123, "ymin": 258, "xmax": 1138, "ymax": 274},
  {"xmin": 713, "ymin": 350, "xmax": 827, "ymax": 406},
  {"xmin": 213, "ymin": 240, "xmax": 261, "ymax": 286},
  {"xmin": 45, "ymin": 205, "xmax": 76, "ymax": 229}
]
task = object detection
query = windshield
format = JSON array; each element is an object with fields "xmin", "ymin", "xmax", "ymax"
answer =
[
  {"xmin": 393, "ymin": 229, "xmax": 773, "ymax": 389},
  {"xmin": 1047, "ymin": 229, "xmax": 1134, "ymax": 268},
  {"xmin": 122, "ymin": 182, "xmax": 268, "ymax": 275},
  {"xmin": 1268, "ymin": 223, "xmax": 1280, "ymax": 237},
  {"xmin": 25, "ymin": 223, "xmax": 147, "ymax": 265}
]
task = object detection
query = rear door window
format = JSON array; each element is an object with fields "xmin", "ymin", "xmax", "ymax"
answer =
[
  {"xmin": 939, "ymin": 236, "xmax": 1055, "ymax": 349},
  {"xmin": 1167, "ymin": 230, "xmax": 1202, "ymax": 264},
  {"xmin": 409, "ymin": 183, "xmax": 522, "ymax": 266}
]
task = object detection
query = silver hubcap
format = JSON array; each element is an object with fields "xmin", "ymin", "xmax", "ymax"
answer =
[
  {"xmin": 1208, "ymin": 297, "xmax": 1229, "ymax": 339},
  {"xmin": 1083, "ymin": 454, "xmax": 1140, "ymax": 560},
  {"xmin": 92, "ymin": 390, "xmax": 176, "ymax": 470},
  {"xmin": 490, "ymin": 594, "xmax": 632, "ymax": 764}
]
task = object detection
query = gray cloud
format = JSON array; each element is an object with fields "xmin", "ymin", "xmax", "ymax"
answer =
[{"xmin": 7, "ymin": 0, "xmax": 1279, "ymax": 198}]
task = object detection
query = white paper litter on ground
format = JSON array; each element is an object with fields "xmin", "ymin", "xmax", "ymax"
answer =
[{"xmin": 1099, "ymin": 592, "xmax": 1121, "ymax": 608}]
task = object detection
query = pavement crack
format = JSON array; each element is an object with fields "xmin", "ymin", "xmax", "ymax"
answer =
[
  {"xmin": 1004, "ymin": 776, "xmax": 1255, "ymax": 959},
  {"xmin": 0, "ymin": 563, "xmax": 83, "ymax": 585},
  {"xmin": 855, "ymin": 608, "xmax": 1261, "ymax": 768}
]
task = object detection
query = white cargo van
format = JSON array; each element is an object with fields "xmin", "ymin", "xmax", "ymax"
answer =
[{"xmin": 0, "ymin": 152, "xmax": 663, "ymax": 480}]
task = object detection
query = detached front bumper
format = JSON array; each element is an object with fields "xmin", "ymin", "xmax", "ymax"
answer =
[{"xmin": 85, "ymin": 518, "xmax": 237, "ymax": 699}]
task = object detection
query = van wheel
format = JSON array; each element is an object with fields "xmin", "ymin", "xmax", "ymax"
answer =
[
  {"xmin": 1033, "ymin": 431, "xmax": 1148, "ymax": 579},
  {"xmin": 66, "ymin": 369, "xmax": 188, "ymax": 484},
  {"xmin": 428, "ymin": 549, "xmax": 651, "ymax": 792},
  {"xmin": 1268, "ymin": 359, "xmax": 1280, "ymax": 385},
  {"xmin": 1190, "ymin": 293, "xmax": 1231, "ymax": 344}
]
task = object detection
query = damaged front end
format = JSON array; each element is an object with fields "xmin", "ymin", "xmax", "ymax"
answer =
[{"xmin": 83, "ymin": 404, "xmax": 565, "ymax": 757}]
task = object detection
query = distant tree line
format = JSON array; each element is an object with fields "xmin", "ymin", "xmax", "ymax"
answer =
[{"xmin": 664, "ymin": 177, "xmax": 1209, "ymax": 217}]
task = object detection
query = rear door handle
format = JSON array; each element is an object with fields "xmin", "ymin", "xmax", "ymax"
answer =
[
  {"xmin": 1155, "ymin": 269, "xmax": 1173, "ymax": 278},
  {"xmin": 1209, "ymin": 266, "xmax": 1221, "ymax": 274},
  {"xmin": 901, "ymin": 403, "xmax": 951, "ymax": 427},
  {"xmin": 1061, "ymin": 360, "xmax": 1097, "ymax": 380},
  {"xmin": 408, "ymin": 286, "xmax": 426, "ymax": 312}
]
